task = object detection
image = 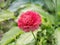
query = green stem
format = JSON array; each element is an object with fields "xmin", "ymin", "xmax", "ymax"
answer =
[{"xmin": 31, "ymin": 31, "xmax": 36, "ymax": 40}]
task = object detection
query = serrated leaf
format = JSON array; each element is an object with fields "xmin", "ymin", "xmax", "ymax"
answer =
[
  {"xmin": 0, "ymin": 27, "xmax": 24, "ymax": 45},
  {"xmin": 0, "ymin": 10, "xmax": 15, "ymax": 22}
]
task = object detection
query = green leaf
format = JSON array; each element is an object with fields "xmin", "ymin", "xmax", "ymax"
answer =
[
  {"xmin": 8, "ymin": 0, "xmax": 45, "ymax": 12},
  {"xmin": 54, "ymin": 27, "xmax": 60, "ymax": 45},
  {"xmin": 0, "ymin": 0, "xmax": 5, "ymax": 8},
  {"xmin": 35, "ymin": 5, "xmax": 55, "ymax": 25},
  {"xmin": 0, "ymin": 10, "xmax": 15, "ymax": 22},
  {"xmin": 57, "ymin": 0, "xmax": 60, "ymax": 13},
  {"xmin": 7, "ymin": 42, "xmax": 15, "ymax": 45},
  {"xmin": 0, "ymin": 27, "xmax": 24, "ymax": 45},
  {"xmin": 30, "ymin": 0, "xmax": 44, "ymax": 5},
  {"xmin": 16, "ymin": 30, "xmax": 38, "ymax": 45},
  {"xmin": 43, "ymin": 0, "xmax": 55, "ymax": 12},
  {"xmin": 54, "ymin": 0, "xmax": 60, "ymax": 25},
  {"xmin": 8, "ymin": 0, "xmax": 30, "ymax": 12}
]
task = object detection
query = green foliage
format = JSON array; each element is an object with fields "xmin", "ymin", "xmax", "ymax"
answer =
[
  {"xmin": 0, "ymin": 27, "xmax": 24, "ymax": 45},
  {"xmin": 43, "ymin": 0, "xmax": 55, "ymax": 12},
  {"xmin": 57, "ymin": 0, "xmax": 60, "ymax": 12},
  {"xmin": 56, "ymin": 0, "xmax": 60, "ymax": 25},
  {"xmin": 8, "ymin": 0, "xmax": 30, "ymax": 12},
  {"xmin": 0, "ymin": 10, "xmax": 15, "ymax": 22},
  {"xmin": 7, "ymin": 42, "xmax": 15, "ymax": 45},
  {"xmin": 36, "ymin": 24, "xmax": 55, "ymax": 45},
  {"xmin": 54, "ymin": 28, "xmax": 60, "ymax": 45},
  {"xmin": 16, "ymin": 31, "xmax": 37, "ymax": 45}
]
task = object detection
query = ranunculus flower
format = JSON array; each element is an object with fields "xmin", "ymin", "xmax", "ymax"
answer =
[{"xmin": 18, "ymin": 11, "xmax": 42, "ymax": 32}]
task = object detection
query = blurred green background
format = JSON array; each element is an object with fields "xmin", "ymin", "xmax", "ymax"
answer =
[{"xmin": 0, "ymin": 0, "xmax": 60, "ymax": 45}]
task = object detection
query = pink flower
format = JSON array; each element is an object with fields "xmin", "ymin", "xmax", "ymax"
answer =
[{"xmin": 18, "ymin": 11, "xmax": 42, "ymax": 32}]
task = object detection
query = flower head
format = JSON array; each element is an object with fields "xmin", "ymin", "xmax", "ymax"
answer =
[{"xmin": 18, "ymin": 11, "xmax": 42, "ymax": 32}]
